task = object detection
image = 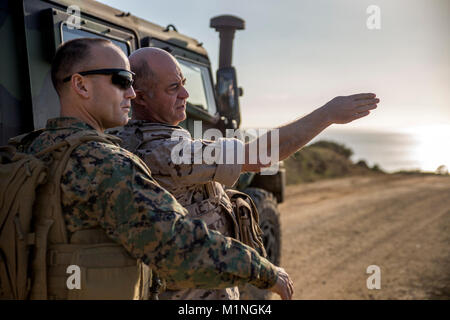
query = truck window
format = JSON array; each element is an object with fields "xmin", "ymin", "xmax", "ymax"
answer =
[
  {"xmin": 61, "ymin": 23, "xmax": 130, "ymax": 55},
  {"xmin": 177, "ymin": 58, "xmax": 217, "ymax": 116}
]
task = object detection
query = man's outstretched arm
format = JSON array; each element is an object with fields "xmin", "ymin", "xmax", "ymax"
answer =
[{"xmin": 243, "ymin": 93, "xmax": 379, "ymax": 172}]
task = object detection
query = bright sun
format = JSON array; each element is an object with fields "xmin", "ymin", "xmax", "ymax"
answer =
[{"xmin": 403, "ymin": 125, "xmax": 450, "ymax": 172}]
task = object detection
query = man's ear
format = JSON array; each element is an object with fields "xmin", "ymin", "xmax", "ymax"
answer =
[{"xmin": 71, "ymin": 74, "xmax": 90, "ymax": 99}]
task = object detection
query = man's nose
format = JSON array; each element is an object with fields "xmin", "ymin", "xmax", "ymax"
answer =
[
  {"xmin": 179, "ymin": 86, "xmax": 189, "ymax": 99},
  {"xmin": 126, "ymin": 86, "xmax": 137, "ymax": 100}
]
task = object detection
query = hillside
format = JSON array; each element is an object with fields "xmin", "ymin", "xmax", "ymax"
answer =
[{"xmin": 284, "ymin": 140, "xmax": 383, "ymax": 185}]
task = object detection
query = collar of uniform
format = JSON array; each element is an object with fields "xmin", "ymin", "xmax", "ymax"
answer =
[
  {"xmin": 126, "ymin": 119, "xmax": 181, "ymax": 129},
  {"xmin": 46, "ymin": 117, "xmax": 97, "ymax": 131}
]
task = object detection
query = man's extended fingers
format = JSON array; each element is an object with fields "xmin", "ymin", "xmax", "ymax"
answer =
[
  {"xmin": 290, "ymin": 279, "xmax": 294, "ymax": 293},
  {"xmin": 357, "ymin": 104, "xmax": 378, "ymax": 112},
  {"xmin": 282, "ymin": 288, "xmax": 289, "ymax": 300},
  {"xmin": 351, "ymin": 93, "xmax": 376, "ymax": 100},
  {"xmin": 288, "ymin": 282, "xmax": 294, "ymax": 298},
  {"xmin": 355, "ymin": 98, "xmax": 379, "ymax": 107},
  {"xmin": 282, "ymin": 285, "xmax": 292, "ymax": 300},
  {"xmin": 285, "ymin": 277, "xmax": 293, "ymax": 299}
]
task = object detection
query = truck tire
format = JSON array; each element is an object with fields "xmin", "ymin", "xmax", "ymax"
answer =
[{"xmin": 238, "ymin": 187, "xmax": 281, "ymax": 300}]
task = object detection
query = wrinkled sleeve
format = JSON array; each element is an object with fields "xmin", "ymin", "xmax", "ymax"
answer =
[
  {"xmin": 139, "ymin": 130, "xmax": 243, "ymax": 188},
  {"xmin": 69, "ymin": 142, "xmax": 277, "ymax": 290}
]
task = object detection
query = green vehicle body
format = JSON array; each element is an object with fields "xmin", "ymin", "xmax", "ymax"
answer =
[{"xmin": 0, "ymin": 0, "xmax": 285, "ymax": 277}]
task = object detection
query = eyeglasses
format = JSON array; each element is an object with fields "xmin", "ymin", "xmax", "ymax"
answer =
[{"xmin": 63, "ymin": 68, "xmax": 135, "ymax": 90}]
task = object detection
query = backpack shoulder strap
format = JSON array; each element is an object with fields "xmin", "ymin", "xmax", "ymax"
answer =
[{"xmin": 33, "ymin": 129, "xmax": 120, "ymax": 244}]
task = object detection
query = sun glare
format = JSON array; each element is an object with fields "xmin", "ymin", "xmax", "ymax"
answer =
[{"xmin": 404, "ymin": 125, "xmax": 450, "ymax": 173}]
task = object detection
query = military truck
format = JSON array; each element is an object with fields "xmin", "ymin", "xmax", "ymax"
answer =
[{"xmin": 0, "ymin": 0, "xmax": 285, "ymax": 299}]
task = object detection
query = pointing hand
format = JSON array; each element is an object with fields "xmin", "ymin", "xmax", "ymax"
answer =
[{"xmin": 322, "ymin": 93, "xmax": 380, "ymax": 124}]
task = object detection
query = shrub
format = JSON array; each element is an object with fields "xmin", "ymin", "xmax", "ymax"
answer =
[{"xmin": 309, "ymin": 140, "xmax": 353, "ymax": 159}]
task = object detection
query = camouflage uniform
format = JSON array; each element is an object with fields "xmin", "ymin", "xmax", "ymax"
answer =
[
  {"xmin": 115, "ymin": 120, "xmax": 247, "ymax": 300},
  {"xmin": 23, "ymin": 117, "xmax": 277, "ymax": 296}
]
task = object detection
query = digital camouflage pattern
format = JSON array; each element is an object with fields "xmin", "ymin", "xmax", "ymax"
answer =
[
  {"xmin": 22, "ymin": 117, "xmax": 277, "ymax": 292},
  {"xmin": 115, "ymin": 120, "xmax": 246, "ymax": 299}
]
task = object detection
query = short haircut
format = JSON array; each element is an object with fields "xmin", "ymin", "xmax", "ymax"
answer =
[{"xmin": 51, "ymin": 38, "xmax": 112, "ymax": 95}]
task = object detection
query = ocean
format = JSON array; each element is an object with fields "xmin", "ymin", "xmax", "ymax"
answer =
[{"xmin": 308, "ymin": 127, "xmax": 450, "ymax": 173}]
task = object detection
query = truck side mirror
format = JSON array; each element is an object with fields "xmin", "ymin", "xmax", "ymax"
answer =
[{"xmin": 216, "ymin": 66, "xmax": 241, "ymax": 128}]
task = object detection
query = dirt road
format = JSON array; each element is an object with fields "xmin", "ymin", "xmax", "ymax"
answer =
[{"xmin": 276, "ymin": 173, "xmax": 450, "ymax": 299}]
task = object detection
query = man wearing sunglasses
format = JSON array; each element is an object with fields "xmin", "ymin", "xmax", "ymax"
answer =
[{"xmin": 14, "ymin": 37, "xmax": 292, "ymax": 300}]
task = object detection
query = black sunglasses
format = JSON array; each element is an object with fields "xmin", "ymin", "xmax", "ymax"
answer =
[{"xmin": 63, "ymin": 68, "xmax": 135, "ymax": 90}]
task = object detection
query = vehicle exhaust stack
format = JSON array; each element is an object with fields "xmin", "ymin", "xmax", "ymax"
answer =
[{"xmin": 210, "ymin": 15, "xmax": 245, "ymax": 69}]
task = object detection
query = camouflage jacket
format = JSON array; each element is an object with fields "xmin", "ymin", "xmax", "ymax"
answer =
[
  {"xmin": 23, "ymin": 117, "xmax": 277, "ymax": 291},
  {"xmin": 114, "ymin": 120, "xmax": 247, "ymax": 299}
]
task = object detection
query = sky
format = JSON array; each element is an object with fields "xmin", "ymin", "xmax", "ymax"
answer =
[{"xmin": 99, "ymin": 0, "xmax": 449, "ymax": 132}]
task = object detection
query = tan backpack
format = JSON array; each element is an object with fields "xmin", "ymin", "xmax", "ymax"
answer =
[
  {"xmin": 0, "ymin": 130, "xmax": 48, "ymax": 299},
  {"xmin": 0, "ymin": 129, "xmax": 150, "ymax": 300}
]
